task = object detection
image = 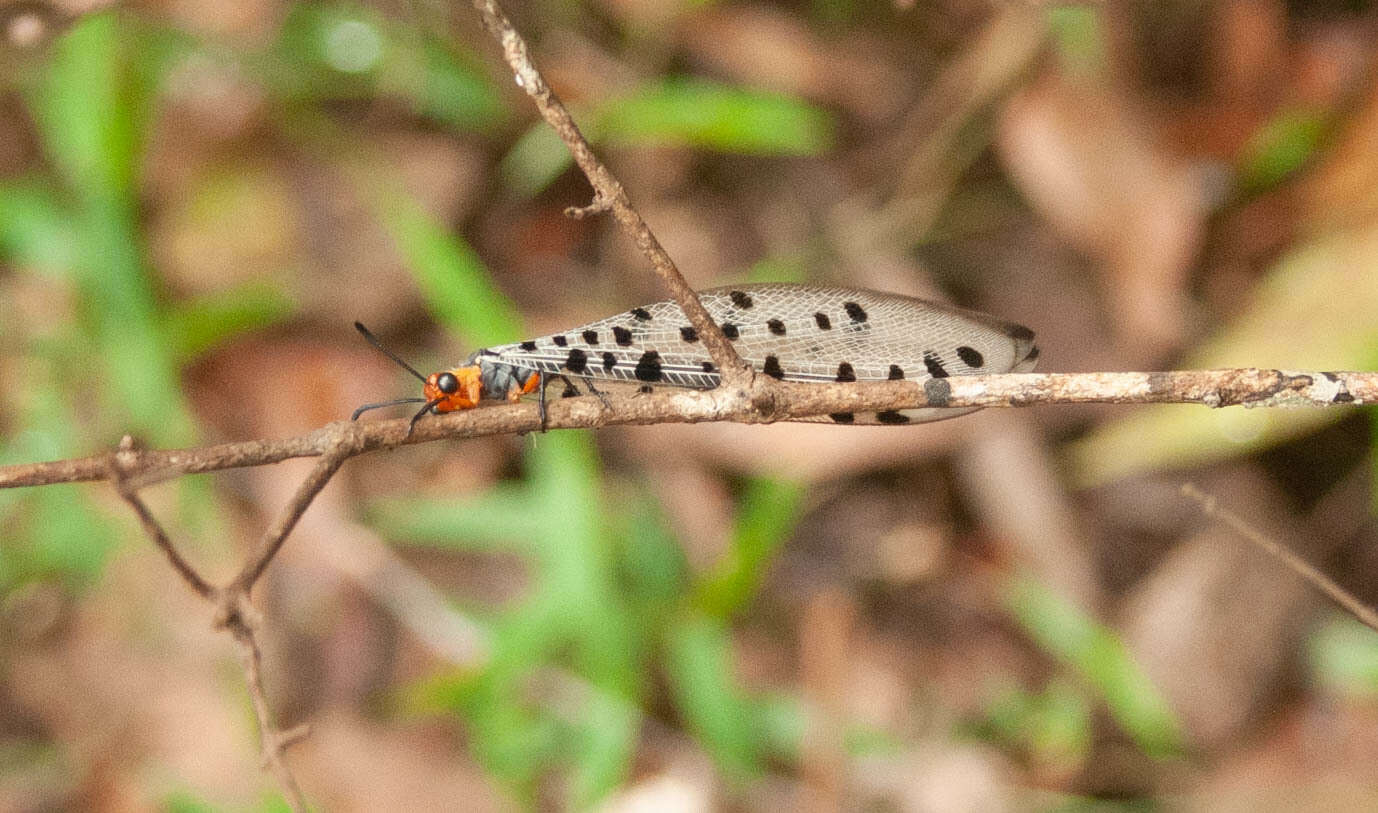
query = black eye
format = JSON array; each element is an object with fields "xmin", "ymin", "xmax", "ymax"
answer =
[{"xmin": 436, "ymin": 373, "xmax": 458, "ymax": 394}]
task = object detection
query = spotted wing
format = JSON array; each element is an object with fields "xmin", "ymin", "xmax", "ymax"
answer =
[{"xmin": 486, "ymin": 283, "xmax": 1038, "ymax": 424}]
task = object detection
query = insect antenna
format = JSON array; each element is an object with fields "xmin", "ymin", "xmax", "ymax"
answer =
[
  {"xmin": 354, "ymin": 321, "xmax": 428, "ymax": 383},
  {"xmin": 352, "ymin": 397, "xmax": 428, "ymax": 421}
]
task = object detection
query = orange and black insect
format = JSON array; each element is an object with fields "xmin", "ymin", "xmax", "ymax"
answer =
[
  {"xmin": 351, "ymin": 322, "xmax": 550, "ymax": 434},
  {"xmin": 353, "ymin": 283, "xmax": 1038, "ymax": 432}
]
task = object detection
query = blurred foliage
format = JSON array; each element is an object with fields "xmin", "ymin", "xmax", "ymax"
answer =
[
  {"xmin": 1239, "ymin": 107, "xmax": 1331, "ymax": 193},
  {"xmin": 1047, "ymin": 5, "xmax": 1106, "ymax": 78},
  {"xmin": 24, "ymin": 12, "xmax": 191, "ymax": 443},
  {"xmin": 163, "ymin": 281, "xmax": 296, "ymax": 363},
  {"xmin": 1310, "ymin": 614, "xmax": 1378, "ymax": 699},
  {"xmin": 1, "ymin": 11, "xmax": 224, "ymax": 596},
  {"xmin": 501, "ymin": 78, "xmax": 835, "ymax": 196},
  {"xmin": 273, "ymin": 2, "xmax": 506, "ymax": 131},
  {"xmin": 1004, "ymin": 574, "xmax": 1184, "ymax": 759},
  {"xmin": 973, "ymin": 678, "xmax": 1092, "ymax": 774},
  {"xmin": 379, "ymin": 434, "xmax": 807, "ymax": 799},
  {"xmin": 373, "ymin": 185, "xmax": 525, "ymax": 347}
]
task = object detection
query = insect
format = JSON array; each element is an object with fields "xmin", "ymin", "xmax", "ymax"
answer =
[{"xmin": 352, "ymin": 283, "xmax": 1038, "ymax": 432}]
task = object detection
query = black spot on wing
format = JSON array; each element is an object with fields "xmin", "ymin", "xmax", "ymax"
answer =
[
  {"xmin": 830, "ymin": 412, "xmax": 855, "ymax": 424},
  {"xmin": 565, "ymin": 348, "xmax": 588, "ymax": 374},
  {"xmin": 876, "ymin": 410, "xmax": 910, "ymax": 424},
  {"xmin": 582, "ymin": 329, "xmax": 600, "ymax": 345},
  {"xmin": 843, "ymin": 302, "xmax": 868, "ymax": 322},
  {"xmin": 888, "ymin": 365, "xmax": 905, "ymax": 380},
  {"xmin": 634, "ymin": 350, "xmax": 663, "ymax": 382},
  {"xmin": 701, "ymin": 361, "xmax": 715, "ymax": 373},
  {"xmin": 612, "ymin": 326, "xmax": 633, "ymax": 346},
  {"xmin": 766, "ymin": 318, "xmax": 786, "ymax": 336},
  {"xmin": 519, "ymin": 340, "xmax": 538, "ymax": 352},
  {"xmin": 835, "ymin": 362, "xmax": 856, "ymax": 382},
  {"xmin": 814, "ymin": 312, "xmax": 831, "ymax": 330},
  {"xmin": 956, "ymin": 346, "xmax": 984, "ymax": 368},
  {"xmin": 631, "ymin": 307, "xmax": 652, "ymax": 321},
  {"xmin": 923, "ymin": 352, "xmax": 949, "ymax": 378},
  {"xmin": 762, "ymin": 355, "xmax": 785, "ymax": 380},
  {"xmin": 602, "ymin": 351, "xmax": 617, "ymax": 372},
  {"xmin": 722, "ymin": 323, "xmax": 739, "ymax": 339},
  {"xmin": 552, "ymin": 335, "xmax": 568, "ymax": 347},
  {"xmin": 730, "ymin": 290, "xmax": 753, "ymax": 309},
  {"xmin": 680, "ymin": 326, "xmax": 698, "ymax": 342}
]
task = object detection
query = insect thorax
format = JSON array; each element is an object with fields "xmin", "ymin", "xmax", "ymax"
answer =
[{"xmin": 473, "ymin": 351, "xmax": 535, "ymax": 401}]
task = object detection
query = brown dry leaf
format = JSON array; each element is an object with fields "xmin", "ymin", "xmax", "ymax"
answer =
[
  {"xmin": 1304, "ymin": 67, "xmax": 1378, "ymax": 233},
  {"xmin": 1067, "ymin": 200, "xmax": 1378, "ymax": 488},
  {"xmin": 998, "ymin": 72, "xmax": 1205, "ymax": 360},
  {"xmin": 678, "ymin": 5, "xmax": 908, "ymax": 122},
  {"xmin": 1118, "ymin": 471, "xmax": 1317, "ymax": 749},
  {"xmin": 617, "ymin": 407, "xmax": 1018, "ymax": 483}
]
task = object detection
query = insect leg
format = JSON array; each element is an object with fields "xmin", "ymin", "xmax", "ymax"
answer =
[
  {"xmin": 536, "ymin": 371, "xmax": 549, "ymax": 432},
  {"xmin": 578, "ymin": 376, "xmax": 612, "ymax": 410},
  {"xmin": 537, "ymin": 373, "xmax": 580, "ymax": 431},
  {"xmin": 553, "ymin": 377, "xmax": 581, "ymax": 399}
]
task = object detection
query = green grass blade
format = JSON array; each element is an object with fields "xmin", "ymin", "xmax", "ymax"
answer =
[
  {"xmin": 665, "ymin": 612, "xmax": 765, "ymax": 778},
  {"xmin": 694, "ymin": 476, "xmax": 807, "ymax": 618},
  {"xmin": 1004, "ymin": 573, "xmax": 1184, "ymax": 758},
  {"xmin": 599, "ymin": 78, "xmax": 834, "ymax": 155},
  {"xmin": 372, "ymin": 189, "xmax": 523, "ymax": 348}
]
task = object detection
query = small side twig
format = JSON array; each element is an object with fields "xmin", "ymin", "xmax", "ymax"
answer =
[
  {"xmin": 110, "ymin": 438, "xmax": 214, "ymax": 600},
  {"xmin": 103, "ymin": 432, "xmax": 348, "ymax": 812},
  {"xmin": 1182, "ymin": 483, "xmax": 1378, "ymax": 633},
  {"xmin": 230, "ymin": 432, "xmax": 360, "ymax": 595},
  {"xmin": 220, "ymin": 591, "xmax": 312, "ymax": 812},
  {"xmin": 466, "ymin": 0, "xmax": 754, "ymax": 385}
]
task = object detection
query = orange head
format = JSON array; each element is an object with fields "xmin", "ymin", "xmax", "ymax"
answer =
[
  {"xmin": 423, "ymin": 366, "xmax": 484, "ymax": 412},
  {"xmin": 351, "ymin": 322, "xmax": 490, "ymax": 434}
]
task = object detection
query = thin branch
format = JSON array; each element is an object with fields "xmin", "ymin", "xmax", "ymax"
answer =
[
  {"xmin": 109, "ymin": 437, "xmax": 215, "ymax": 599},
  {"xmin": 3, "ymin": 368, "xmax": 1372, "ymax": 491},
  {"xmin": 103, "ymin": 456, "xmax": 315, "ymax": 811},
  {"xmin": 465, "ymin": 0, "xmax": 753, "ymax": 385},
  {"xmin": 1181, "ymin": 483, "xmax": 1378, "ymax": 633},
  {"xmin": 219, "ymin": 591, "xmax": 311, "ymax": 812},
  {"xmin": 229, "ymin": 432, "xmax": 360, "ymax": 595}
]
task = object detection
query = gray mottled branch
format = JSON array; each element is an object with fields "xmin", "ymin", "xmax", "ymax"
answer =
[{"xmin": 3, "ymin": 368, "xmax": 1371, "ymax": 490}]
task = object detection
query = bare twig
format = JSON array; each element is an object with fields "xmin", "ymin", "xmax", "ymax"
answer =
[
  {"xmin": 465, "ymin": 0, "xmax": 754, "ymax": 385},
  {"xmin": 230, "ymin": 431, "xmax": 361, "ymax": 595},
  {"xmin": 219, "ymin": 591, "xmax": 311, "ymax": 812},
  {"xmin": 4, "ymin": 368, "xmax": 1372, "ymax": 490},
  {"xmin": 1182, "ymin": 483, "xmax": 1378, "ymax": 633},
  {"xmin": 109, "ymin": 437, "xmax": 215, "ymax": 599},
  {"xmin": 104, "ymin": 458, "xmax": 317, "ymax": 812}
]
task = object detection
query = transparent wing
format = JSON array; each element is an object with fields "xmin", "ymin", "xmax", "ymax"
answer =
[{"xmin": 486, "ymin": 283, "xmax": 1036, "ymax": 388}]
